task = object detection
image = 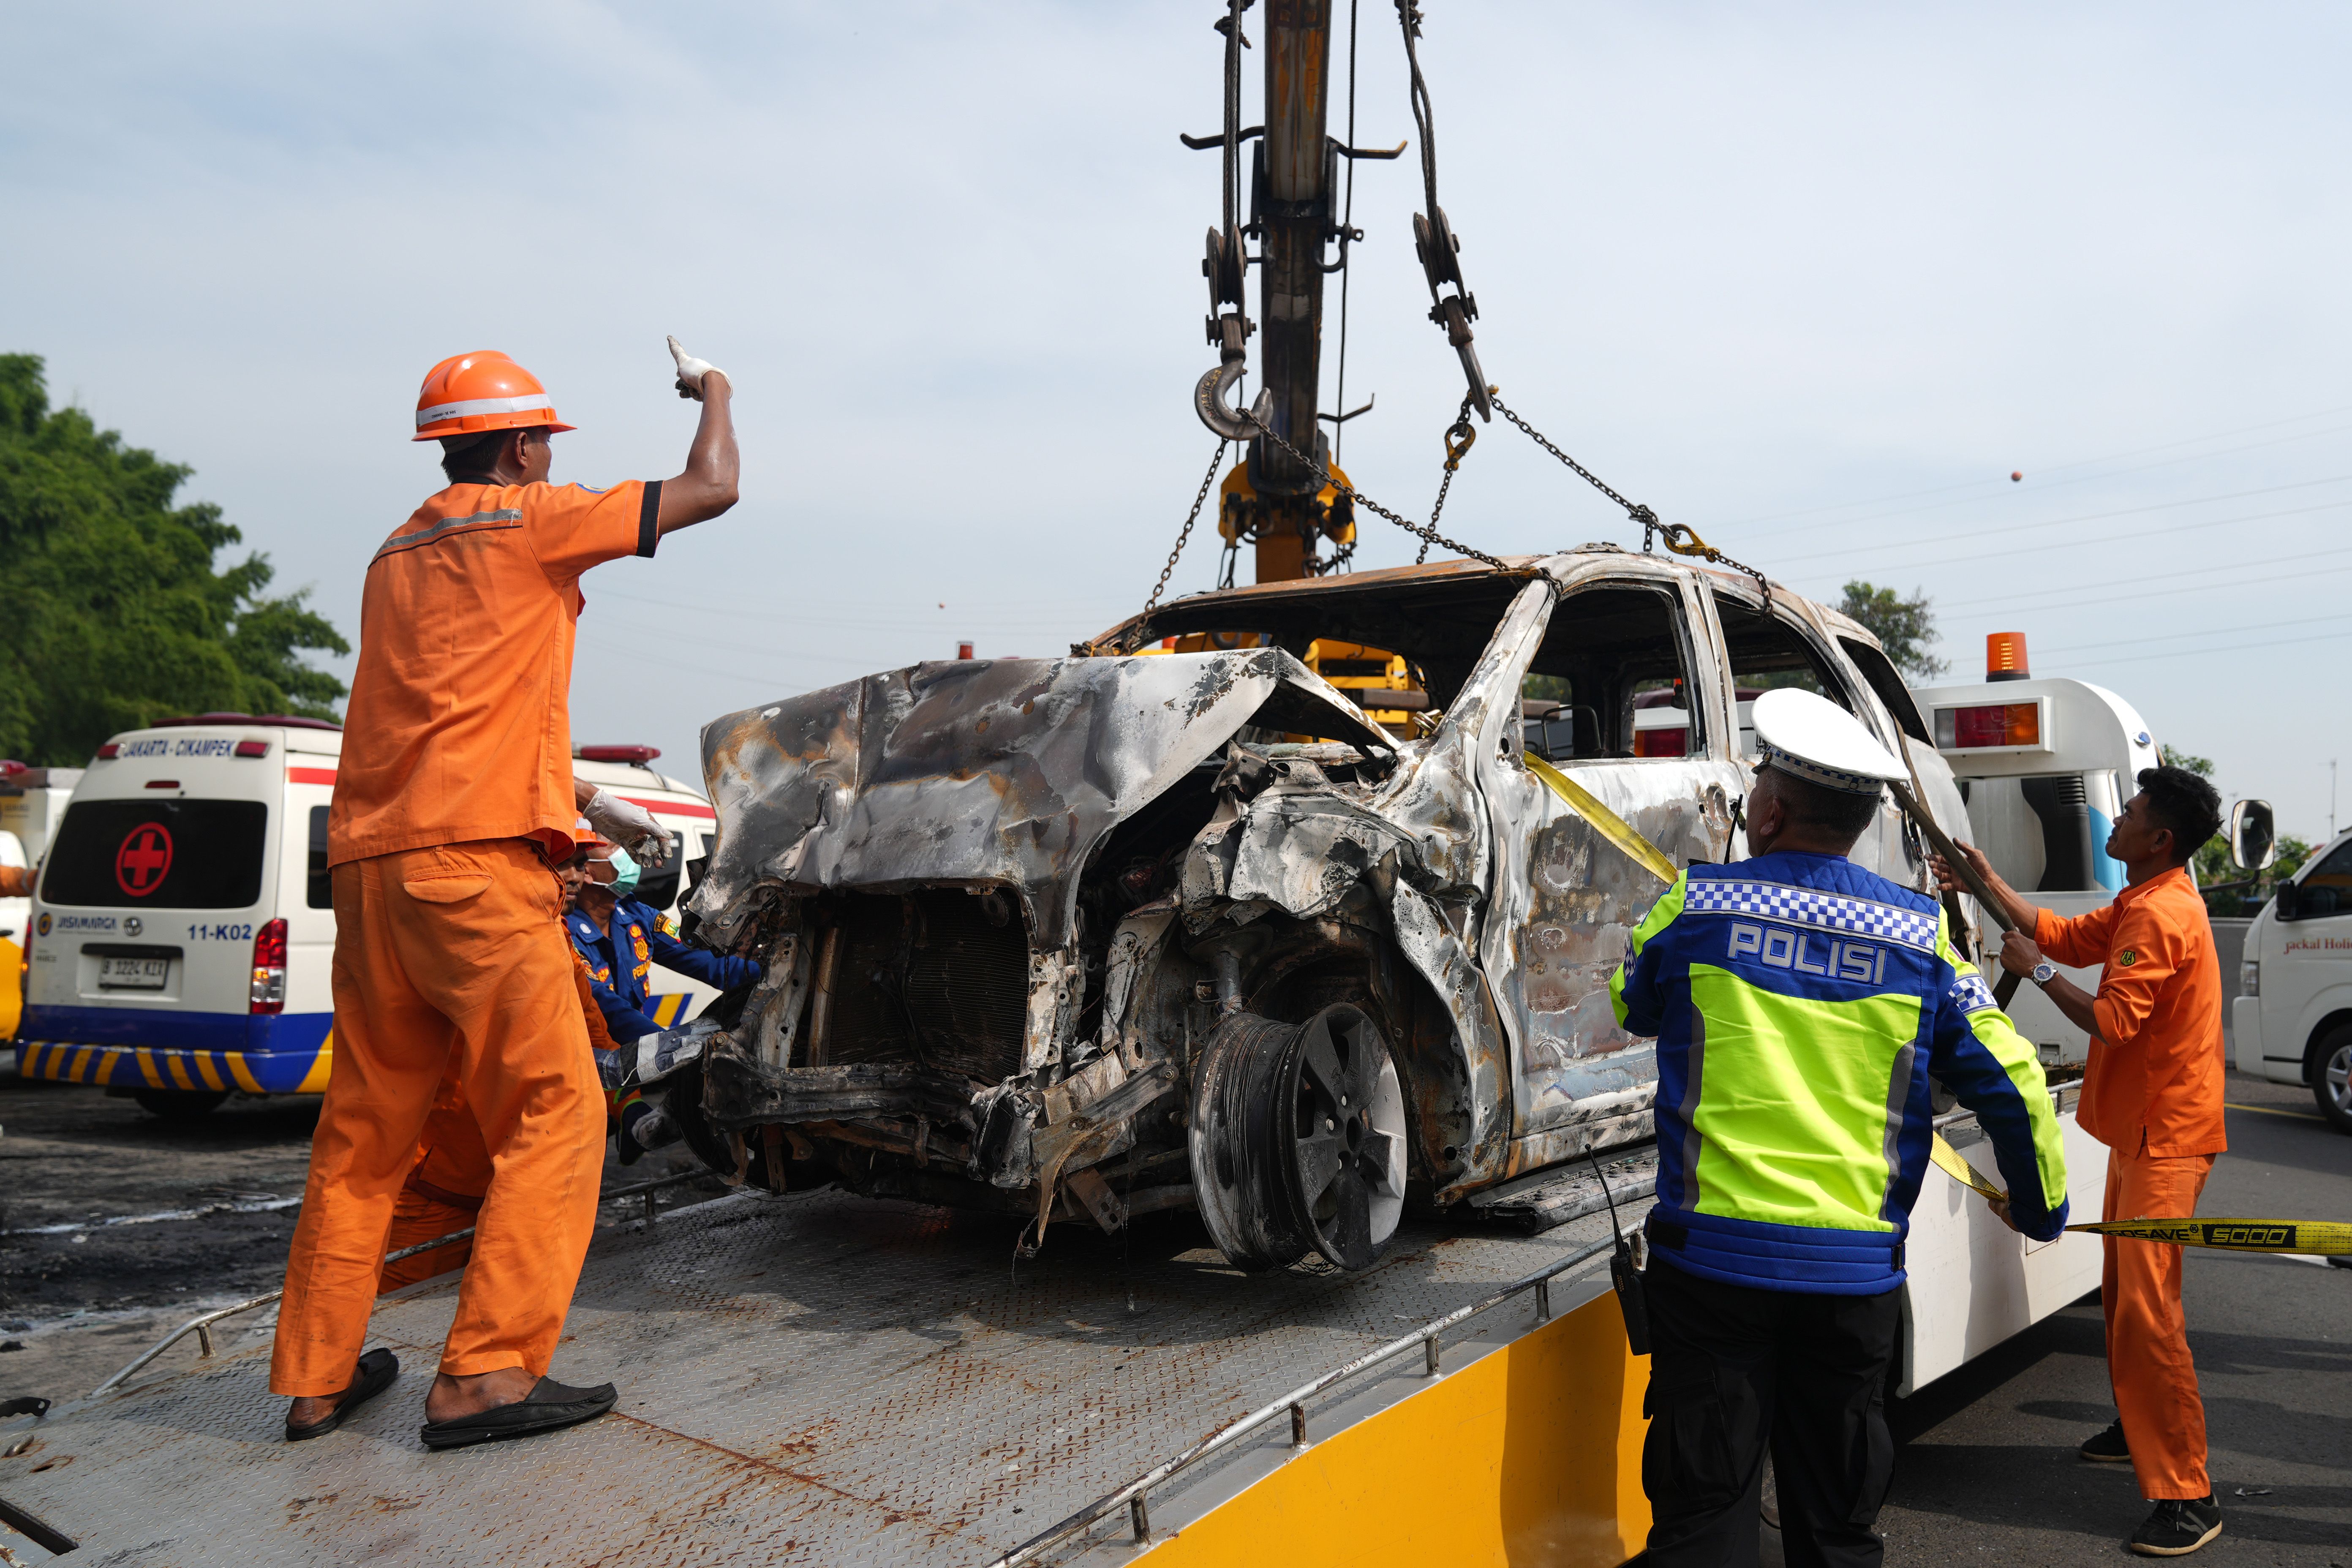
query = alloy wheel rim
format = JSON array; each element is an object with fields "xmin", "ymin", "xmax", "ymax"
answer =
[{"xmin": 1285, "ymin": 1006, "xmax": 1407, "ymax": 1270}]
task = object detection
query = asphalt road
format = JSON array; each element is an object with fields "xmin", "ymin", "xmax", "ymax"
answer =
[
  {"xmin": 2, "ymin": 1060, "xmax": 2343, "ymax": 1562},
  {"xmin": 0, "ymin": 1064, "xmax": 710, "ymax": 1404},
  {"xmin": 1864, "ymin": 1069, "xmax": 2352, "ymax": 1565}
]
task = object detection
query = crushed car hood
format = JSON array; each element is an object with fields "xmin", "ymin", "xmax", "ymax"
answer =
[{"xmin": 689, "ymin": 650, "xmax": 1392, "ymax": 950}]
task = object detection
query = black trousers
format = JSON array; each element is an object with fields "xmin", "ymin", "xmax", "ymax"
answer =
[{"xmin": 1637, "ymin": 1258, "xmax": 1900, "ymax": 1568}]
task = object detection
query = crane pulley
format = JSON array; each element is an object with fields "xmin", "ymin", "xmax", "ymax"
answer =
[{"xmin": 1137, "ymin": 0, "xmax": 1748, "ymax": 643}]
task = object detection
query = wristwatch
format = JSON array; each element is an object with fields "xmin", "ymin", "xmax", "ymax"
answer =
[{"xmin": 2030, "ymin": 959, "xmax": 2058, "ymax": 987}]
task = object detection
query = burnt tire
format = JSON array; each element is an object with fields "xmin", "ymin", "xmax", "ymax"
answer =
[
  {"xmin": 132, "ymin": 1089, "xmax": 228, "ymax": 1120},
  {"xmin": 658, "ymin": 1064, "xmax": 832, "ymax": 1194},
  {"xmin": 659, "ymin": 1064, "xmax": 747, "ymax": 1182},
  {"xmin": 1190, "ymin": 1003, "xmax": 1408, "ymax": 1272}
]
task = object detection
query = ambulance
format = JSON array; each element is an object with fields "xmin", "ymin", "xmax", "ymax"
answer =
[
  {"xmin": 14, "ymin": 716, "xmax": 719, "ymax": 1117},
  {"xmin": 1914, "ymin": 631, "xmax": 2167, "ymax": 1066}
]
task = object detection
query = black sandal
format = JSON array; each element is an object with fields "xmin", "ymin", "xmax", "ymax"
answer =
[
  {"xmin": 285, "ymin": 1348, "xmax": 400, "ymax": 1441},
  {"xmin": 419, "ymin": 1376, "xmax": 616, "ymax": 1451}
]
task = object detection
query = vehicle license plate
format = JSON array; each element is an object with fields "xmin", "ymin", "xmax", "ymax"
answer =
[{"xmin": 98, "ymin": 956, "xmax": 169, "ymax": 990}]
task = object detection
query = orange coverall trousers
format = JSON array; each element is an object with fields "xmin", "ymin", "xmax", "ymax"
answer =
[
  {"xmin": 376, "ymin": 956, "xmax": 628, "ymax": 1294},
  {"xmin": 2103, "ymin": 1143, "xmax": 2216, "ymax": 1501},
  {"xmin": 270, "ymin": 840, "xmax": 604, "ymax": 1395}
]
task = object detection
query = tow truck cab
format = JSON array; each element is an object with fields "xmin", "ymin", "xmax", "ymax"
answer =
[
  {"xmin": 15, "ymin": 718, "xmax": 719, "ymax": 1116},
  {"xmin": 1914, "ymin": 633, "xmax": 2164, "ymax": 1067}
]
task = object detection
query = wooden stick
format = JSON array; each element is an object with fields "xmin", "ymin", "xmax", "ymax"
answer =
[{"xmin": 1887, "ymin": 780, "xmax": 2025, "ymax": 1007}]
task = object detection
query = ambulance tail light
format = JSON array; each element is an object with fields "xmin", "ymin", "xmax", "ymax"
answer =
[
  {"xmin": 96, "ymin": 743, "xmax": 121, "ymax": 760},
  {"xmin": 234, "ymin": 740, "xmax": 271, "ymax": 758},
  {"xmin": 1935, "ymin": 702, "xmax": 2042, "ymax": 750},
  {"xmin": 249, "ymin": 918, "xmax": 288, "ymax": 1014}
]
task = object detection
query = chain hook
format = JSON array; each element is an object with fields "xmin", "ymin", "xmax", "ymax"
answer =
[{"xmin": 1443, "ymin": 412, "xmax": 1476, "ymax": 469}]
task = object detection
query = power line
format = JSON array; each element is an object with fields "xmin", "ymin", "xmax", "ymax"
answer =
[
  {"xmin": 1775, "ymin": 493, "xmax": 2352, "ymax": 577},
  {"xmin": 1714, "ymin": 405, "xmax": 2352, "ymax": 539},
  {"xmin": 1920, "ymin": 561, "xmax": 2352, "ymax": 621},
  {"xmin": 2037, "ymin": 610, "xmax": 2352, "ymax": 658},
  {"xmin": 1931, "ymin": 545, "xmax": 2352, "ymax": 613},
  {"xmin": 2055, "ymin": 626, "xmax": 2352, "ymax": 672}
]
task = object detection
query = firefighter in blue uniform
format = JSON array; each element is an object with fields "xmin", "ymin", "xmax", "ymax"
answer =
[
  {"xmin": 1613, "ymin": 689, "xmax": 2072, "ymax": 1568},
  {"xmin": 568, "ymin": 841, "xmax": 761, "ymax": 1158}
]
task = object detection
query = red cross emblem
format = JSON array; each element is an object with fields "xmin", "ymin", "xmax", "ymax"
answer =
[{"xmin": 114, "ymin": 823, "xmax": 174, "ymax": 898}]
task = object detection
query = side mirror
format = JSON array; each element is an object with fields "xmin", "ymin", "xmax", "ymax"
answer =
[
  {"xmin": 2228, "ymin": 799, "xmax": 2276, "ymax": 872},
  {"xmin": 2273, "ymin": 879, "xmax": 2300, "ymax": 921}
]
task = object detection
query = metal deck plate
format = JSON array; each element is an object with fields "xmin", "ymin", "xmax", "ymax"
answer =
[{"xmin": 3, "ymin": 1187, "xmax": 1635, "ymax": 1565}]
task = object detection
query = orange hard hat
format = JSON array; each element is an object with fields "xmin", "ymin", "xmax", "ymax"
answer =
[{"xmin": 412, "ymin": 350, "xmax": 576, "ymax": 442}]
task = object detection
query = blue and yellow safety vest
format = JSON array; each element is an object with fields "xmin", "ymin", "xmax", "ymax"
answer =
[{"xmin": 1612, "ymin": 849, "xmax": 2070, "ymax": 1294}]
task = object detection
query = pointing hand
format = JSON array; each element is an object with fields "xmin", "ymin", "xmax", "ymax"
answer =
[{"xmin": 667, "ymin": 336, "xmax": 727, "ymax": 401}]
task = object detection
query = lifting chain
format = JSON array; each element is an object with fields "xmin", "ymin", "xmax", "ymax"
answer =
[
  {"xmin": 1414, "ymin": 395, "xmax": 1478, "ymax": 565},
  {"xmin": 1142, "ymin": 439, "xmax": 1230, "ymax": 621},
  {"xmin": 1248, "ymin": 408, "xmax": 1507, "ymax": 572},
  {"xmin": 1488, "ymin": 393, "xmax": 1772, "ymax": 606}
]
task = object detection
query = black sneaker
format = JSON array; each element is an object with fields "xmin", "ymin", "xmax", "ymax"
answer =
[
  {"xmin": 2130, "ymin": 1496, "xmax": 2222, "ymax": 1556},
  {"xmin": 2080, "ymin": 1420, "xmax": 2132, "ymax": 1462}
]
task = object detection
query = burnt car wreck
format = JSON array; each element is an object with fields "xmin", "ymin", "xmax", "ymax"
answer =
[{"xmin": 669, "ymin": 547, "xmax": 1968, "ymax": 1272}]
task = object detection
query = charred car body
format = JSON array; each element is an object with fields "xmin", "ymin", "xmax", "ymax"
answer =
[{"xmin": 672, "ymin": 548, "xmax": 1971, "ymax": 1273}]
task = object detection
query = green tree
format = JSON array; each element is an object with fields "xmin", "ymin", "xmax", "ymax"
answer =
[
  {"xmin": 0, "ymin": 354, "xmax": 348, "ymax": 765},
  {"xmin": 1838, "ymin": 581, "xmax": 1948, "ymax": 681},
  {"xmin": 2165, "ymin": 752, "xmax": 2311, "ymax": 912}
]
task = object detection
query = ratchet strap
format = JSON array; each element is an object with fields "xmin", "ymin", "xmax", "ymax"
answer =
[
  {"xmin": 1524, "ymin": 753, "xmax": 1680, "ymax": 887},
  {"xmin": 1930, "ymin": 1132, "xmax": 2351, "ymax": 1254}
]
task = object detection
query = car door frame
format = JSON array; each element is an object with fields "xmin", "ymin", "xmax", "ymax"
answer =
[
  {"xmin": 1463, "ymin": 553, "xmax": 1746, "ymax": 1164},
  {"xmin": 1696, "ymin": 575, "xmax": 1935, "ymax": 892}
]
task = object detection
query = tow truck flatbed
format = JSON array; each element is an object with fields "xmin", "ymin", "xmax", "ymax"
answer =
[{"xmin": 0, "ymin": 1184, "xmax": 1649, "ymax": 1565}]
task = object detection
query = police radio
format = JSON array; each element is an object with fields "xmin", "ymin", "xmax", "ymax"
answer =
[{"xmin": 1587, "ymin": 1149, "xmax": 1650, "ymax": 1357}]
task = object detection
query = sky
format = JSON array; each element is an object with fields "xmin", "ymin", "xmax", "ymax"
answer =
[{"xmin": 6, "ymin": 3, "xmax": 2348, "ymax": 842}]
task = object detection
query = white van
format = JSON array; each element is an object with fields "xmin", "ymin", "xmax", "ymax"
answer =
[
  {"xmin": 16, "ymin": 716, "xmax": 721, "ymax": 1116},
  {"xmin": 2229, "ymin": 813, "xmax": 2352, "ymax": 1133}
]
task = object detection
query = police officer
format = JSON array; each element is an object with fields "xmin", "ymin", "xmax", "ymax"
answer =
[
  {"xmin": 1613, "ymin": 689, "xmax": 2072, "ymax": 1567},
  {"xmin": 567, "ymin": 843, "xmax": 762, "ymax": 1157}
]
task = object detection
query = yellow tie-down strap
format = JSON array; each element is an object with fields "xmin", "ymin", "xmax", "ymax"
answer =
[
  {"xmin": 1523, "ymin": 753, "xmax": 1679, "ymax": 886},
  {"xmin": 1930, "ymin": 1132, "xmax": 2350, "ymax": 1253}
]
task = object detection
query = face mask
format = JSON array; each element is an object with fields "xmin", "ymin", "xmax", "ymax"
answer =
[{"xmin": 607, "ymin": 845, "xmax": 641, "ymax": 897}]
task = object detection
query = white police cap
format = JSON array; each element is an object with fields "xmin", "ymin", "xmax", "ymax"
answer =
[{"xmin": 1750, "ymin": 688, "xmax": 1907, "ymax": 795}]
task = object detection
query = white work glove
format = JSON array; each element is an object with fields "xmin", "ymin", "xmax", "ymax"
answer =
[
  {"xmin": 637, "ymin": 1017, "xmax": 725, "ymax": 1085},
  {"xmin": 667, "ymin": 335, "xmax": 726, "ymax": 401},
  {"xmin": 581, "ymin": 787, "xmax": 675, "ymax": 868}
]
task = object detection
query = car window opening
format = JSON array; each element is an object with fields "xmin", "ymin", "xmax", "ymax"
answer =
[{"xmin": 1522, "ymin": 585, "xmax": 1704, "ymax": 763}]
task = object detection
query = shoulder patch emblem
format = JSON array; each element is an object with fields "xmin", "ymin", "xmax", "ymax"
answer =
[
  {"xmin": 2118, "ymin": 948, "xmax": 2139, "ymax": 966},
  {"xmin": 657, "ymin": 913, "xmax": 678, "ymax": 937}
]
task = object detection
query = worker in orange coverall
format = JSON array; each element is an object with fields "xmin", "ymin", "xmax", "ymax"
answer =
[
  {"xmin": 376, "ymin": 836, "xmax": 653, "ymax": 1293},
  {"xmin": 271, "ymin": 339, "xmax": 738, "ymax": 1451},
  {"xmin": 1938, "ymin": 764, "xmax": 2229, "ymax": 1557}
]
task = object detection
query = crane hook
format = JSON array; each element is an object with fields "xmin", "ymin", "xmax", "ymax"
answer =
[{"xmin": 1195, "ymin": 354, "xmax": 1271, "ymax": 443}]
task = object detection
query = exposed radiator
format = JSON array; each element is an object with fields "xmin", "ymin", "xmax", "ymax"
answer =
[{"xmin": 825, "ymin": 891, "xmax": 1030, "ymax": 1084}]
